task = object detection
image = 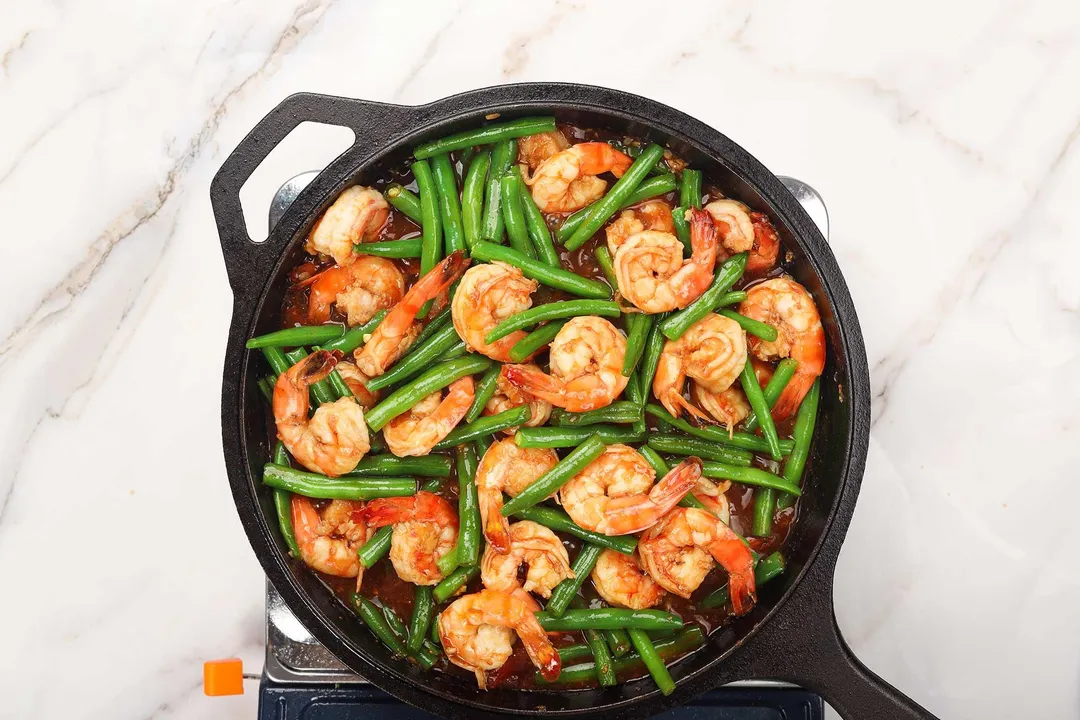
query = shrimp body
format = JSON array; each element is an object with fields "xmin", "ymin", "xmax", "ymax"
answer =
[
  {"xmin": 591, "ymin": 549, "xmax": 665, "ymax": 610},
  {"xmin": 307, "ymin": 257, "xmax": 404, "ymax": 326},
  {"xmin": 503, "ymin": 316, "xmax": 628, "ymax": 412},
  {"xmin": 274, "ymin": 350, "xmax": 369, "ymax": 476},
  {"xmin": 738, "ymin": 277, "xmax": 824, "ymax": 420},
  {"xmin": 638, "ymin": 507, "xmax": 756, "ymax": 615},
  {"xmin": 383, "ymin": 377, "xmax": 474, "ymax": 457},
  {"xmin": 614, "ymin": 208, "xmax": 718, "ymax": 314},
  {"xmin": 355, "ymin": 251, "xmax": 469, "ymax": 377},
  {"xmin": 452, "ymin": 262, "xmax": 538, "ymax": 362},
  {"xmin": 653, "ymin": 314, "xmax": 746, "ymax": 419},
  {"xmin": 360, "ymin": 492, "xmax": 458, "ymax": 585},
  {"xmin": 518, "ymin": 130, "xmax": 569, "ymax": 169},
  {"xmin": 291, "ymin": 497, "xmax": 368, "ymax": 587},
  {"xmin": 475, "ymin": 438, "xmax": 559, "ymax": 553},
  {"xmin": 439, "ymin": 589, "xmax": 561, "ymax": 688},
  {"xmin": 526, "ymin": 142, "xmax": 632, "ymax": 213},
  {"xmin": 704, "ymin": 199, "xmax": 779, "ymax": 273},
  {"xmin": 605, "ymin": 200, "xmax": 674, "ymax": 254},
  {"xmin": 559, "ymin": 445, "xmax": 701, "ymax": 535},
  {"xmin": 690, "ymin": 382, "xmax": 750, "ymax": 429},
  {"xmin": 481, "ymin": 521, "xmax": 573, "ymax": 598},
  {"xmin": 483, "ymin": 364, "xmax": 553, "ymax": 432},
  {"xmin": 334, "ymin": 360, "xmax": 379, "ymax": 410},
  {"xmin": 306, "ymin": 186, "xmax": 389, "ymax": 266}
]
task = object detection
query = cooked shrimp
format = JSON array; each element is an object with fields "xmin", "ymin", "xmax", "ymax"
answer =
[
  {"xmin": 452, "ymin": 262, "xmax": 538, "ymax": 362},
  {"xmin": 355, "ymin": 251, "xmax": 469, "ymax": 377},
  {"xmin": 525, "ymin": 142, "xmax": 632, "ymax": 213},
  {"xmin": 638, "ymin": 507, "xmax": 756, "ymax": 615},
  {"xmin": 604, "ymin": 200, "xmax": 674, "ymax": 254},
  {"xmin": 481, "ymin": 521, "xmax": 573, "ymax": 598},
  {"xmin": 704, "ymin": 199, "xmax": 779, "ymax": 273},
  {"xmin": 438, "ymin": 588, "xmax": 560, "ymax": 688},
  {"xmin": 747, "ymin": 211, "xmax": 780, "ymax": 273},
  {"xmin": 291, "ymin": 497, "xmax": 369, "ymax": 589},
  {"xmin": 274, "ymin": 350, "xmax": 369, "ymax": 476},
  {"xmin": 590, "ymin": 549, "xmax": 665, "ymax": 610},
  {"xmin": 360, "ymin": 492, "xmax": 458, "ymax": 585},
  {"xmin": 306, "ymin": 257, "xmax": 404, "ymax": 326},
  {"xmin": 652, "ymin": 313, "xmax": 746, "ymax": 420},
  {"xmin": 518, "ymin": 130, "xmax": 569, "ymax": 169},
  {"xmin": 334, "ymin": 360, "xmax": 379, "ymax": 410},
  {"xmin": 559, "ymin": 445, "xmax": 701, "ymax": 535},
  {"xmin": 688, "ymin": 477, "xmax": 731, "ymax": 524},
  {"xmin": 690, "ymin": 383, "xmax": 750, "ymax": 429},
  {"xmin": 383, "ymin": 377, "xmax": 474, "ymax": 457},
  {"xmin": 738, "ymin": 277, "xmax": 825, "ymax": 420},
  {"xmin": 614, "ymin": 208, "xmax": 718, "ymax": 314},
  {"xmin": 503, "ymin": 316, "xmax": 628, "ymax": 412},
  {"xmin": 483, "ymin": 364, "xmax": 553, "ymax": 433},
  {"xmin": 306, "ymin": 186, "xmax": 389, "ymax": 265},
  {"xmin": 475, "ymin": 438, "xmax": 559, "ymax": 553}
]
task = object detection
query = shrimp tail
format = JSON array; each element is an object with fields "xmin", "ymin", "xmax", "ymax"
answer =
[
  {"xmin": 359, "ymin": 495, "xmax": 417, "ymax": 528},
  {"xmin": 706, "ymin": 522, "xmax": 757, "ymax": 616},
  {"xmin": 770, "ymin": 371, "xmax": 815, "ymax": 422},
  {"xmin": 484, "ymin": 504, "xmax": 513, "ymax": 554},
  {"xmin": 299, "ymin": 349, "xmax": 343, "ymax": 384},
  {"xmin": 502, "ymin": 364, "xmax": 564, "ymax": 404},
  {"xmin": 688, "ymin": 208, "xmax": 719, "ymax": 268},
  {"xmin": 665, "ymin": 391, "xmax": 713, "ymax": 424},
  {"xmin": 409, "ymin": 250, "xmax": 470, "ymax": 309}
]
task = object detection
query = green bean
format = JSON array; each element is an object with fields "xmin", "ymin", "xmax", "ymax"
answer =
[
  {"xmin": 366, "ymin": 355, "xmax": 493, "ymax": 431},
  {"xmin": 550, "ymin": 402, "xmax": 642, "ymax": 427},
  {"xmin": 385, "ymin": 184, "xmax": 423, "ymax": 224},
  {"xmin": 581, "ymin": 605, "xmax": 617, "ymax": 686},
  {"xmin": 325, "ymin": 367, "xmax": 353, "ymax": 399},
  {"xmin": 751, "ymin": 488, "xmax": 775, "ymax": 537},
  {"xmin": 414, "ymin": 117, "xmax": 556, "ymax": 159},
  {"xmin": 739, "ymin": 356, "xmax": 782, "ymax": 460},
  {"xmin": 594, "ymin": 245, "xmax": 618, "ymax": 289},
  {"xmin": 430, "ymin": 612, "xmax": 442, "ymax": 644},
  {"xmin": 716, "ymin": 290, "xmax": 747, "ymax": 307},
  {"xmin": 350, "ymin": 594, "xmax": 408, "ymax": 656},
  {"xmin": 408, "ymin": 586, "xmax": 434, "ymax": 653},
  {"xmin": 604, "ymin": 628, "xmax": 633, "ymax": 658},
  {"xmin": 672, "ymin": 206, "xmax": 691, "ymax": 254},
  {"xmin": 485, "ymin": 300, "xmax": 621, "ymax": 343},
  {"xmin": 247, "ymin": 325, "xmax": 344, "ymax": 349},
  {"xmin": 539, "ymin": 627, "xmax": 705, "ymax": 684},
  {"xmin": 624, "ymin": 369, "xmax": 647, "ymax": 434},
  {"xmin": 513, "ymin": 424, "xmax": 645, "ymax": 449},
  {"xmin": 510, "ymin": 506, "xmax": 637, "ymax": 555},
  {"xmin": 471, "ymin": 242, "xmax": 610, "ymax": 299},
  {"xmin": 352, "ymin": 237, "xmax": 422, "ymax": 258},
  {"xmin": 283, "ymin": 347, "xmax": 306, "ymax": 365},
  {"xmin": 508, "ymin": 320, "xmax": 566, "ymax": 362},
  {"xmin": 364, "ymin": 323, "xmax": 462, "ymax": 392},
  {"xmin": 637, "ymin": 314, "xmax": 669, "ymax": 401},
  {"xmin": 546, "ymin": 543, "xmax": 603, "ymax": 617},
  {"xmin": 412, "ymin": 160, "xmax": 442, "ymax": 316},
  {"xmin": 281, "ymin": 347, "xmax": 335, "ymax": 405},
  {"xmin": 270, "ymin": 443, "xmax": 300, "ymax": 557},
  {"xmin": 659, "ymin": 253, "xmax": 748, "ymax": 341},
  {"xmin": 461, "ymin": 149, "xmax": 491, "ymax": 248},
  {"xmin": 473, "ymin": 436, "xmax": 492, "ymax": 457},
  {"xmin": 777, "ymin": 378, "xmax": 820, "ymax": 511},
  {"xmin": 457, "ymin": 147, "xmax": 476, "ymax": 182},
  {"xmin": 481, "ymin": 139, "xmax": 517, "ymax": 243},
  {"xmin": 357, "ymin": 526, "xmax": 393, "ymax": 568},
  {"xmin": 536, "ymin": 608, "xmax": 682, "ymax": 632},
  {"xmin": 431, "ymin": 153, "xmax": 465, "ymax": 255},
  {"xmin": 320, "ymin": 309, "xmax": 389, "ymax": 353},
  {"xmin": 647, "ymin": 434, "xmax": 754, "ymax": 467},
  {"xmin": 382, "ymin": 604, "xmax": 409, "ymax": 643},
  {"xmin": 501, "ymin": 434, "xmax": 606, "ymax": 516},
  {"xmin": 698, "ymin": 461, "xmax": 802, "ymax": 496},
  {"xmin": 680, "ymin": 169, "xmax": 703, "ymax": 209},
  {"xmin": 433, "ymin": 564, "xmax": 479, "ymax": 603},
  {"xmin": 743, "ymin": 358, "xmax": 799, "ymax": 432},
  {"xmin": 414, "ymin": 640, "xmax": 441, "ymax": 671},
  {"xmin": 719, "ymin": 308, "xmax": 778, "ymax": 342},
  {"xmin": 516, "ymin": 166, "xmax": 560, "ymax": 267},
  {"xmin": 564, "ymin": 144, "xmax": 666, "ymax": 251},
  {"xmin": 263, "ymin": 464, "xmax": 416, "ymax": 500},
  {"xmin": 628, "ymin": 628, "xmax": 675, "ymax": 695},
  {"xmin": 556, "ymin": 642, "xmax": 599, "ymax": 666},
  {"xmin": 346, "ymin": 455, "xmax": 452, "ymax": 478},
  {"xmin": 412, "ymin": 306, "xmax": 452, "ymax": 347},
  {"xmin": 557, "ymin": 173, "xmax": 678, "ymax": 243},
  {"xmin": 701, "ymin": 551, "xmax": 786, "ymax": 609},
  {"xmin": 500, "ymin": 169, "xmax": 535, "ymax": 258},
  {"xmin": 643, "ymin": 406, "xmax": 794, "ymax": 455},
  {"xmin": 257, "ymin": 377, "xmax": 274, "ymax": 405},
  {"xmin": 455, "ymin": 445, "xmax": 482, "ymax": 566},
  {"xmin": 432, "ymin": 405, "xmax": 530, "ymax": 451},
  {"xmin": 622, "ymin": 313, "xmax": 653, "ymax": 377},
  {"xmin": 638, "ymin": 445, "xmax": 669, "ymax": 476},
  {"xmin": 465, "ymin": 363, "xmax": 503, "ymax": 423}
]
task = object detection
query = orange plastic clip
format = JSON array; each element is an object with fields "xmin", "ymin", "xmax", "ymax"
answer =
[{"xmin": 203, "ymin": 658, "xmax": 245, "ymax": 696}]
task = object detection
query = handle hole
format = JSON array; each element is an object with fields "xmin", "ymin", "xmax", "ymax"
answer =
[{"xmin": 238, "ymin": 121, "xmax": 356, "ymax": 243}]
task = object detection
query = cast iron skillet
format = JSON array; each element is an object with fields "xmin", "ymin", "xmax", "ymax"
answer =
[{"xmin": 212, "ymin": 83, "xmax": 938, "ymax": 720}]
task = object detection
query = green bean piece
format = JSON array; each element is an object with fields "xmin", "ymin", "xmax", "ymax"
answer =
[
  {"xmin": 546, "ymin": 543, "xmax": 603, "ymax": 617},
  {"xmin": 751, "ymin": 488, "xmax": 775, "ymax": 537},
  {"xmin": 261, "ymin": 347, "xmax": 290, "ymax": 378},
  {"xmin": 557, "ymin": 173, "xmax": 678, "ymax": 243},
  {"xmin": 513, "ymin": 424, "xmax": 645, "ymax": 449},
  {"xmin": 535, "ymin": 608, "xmax": 682, "ymax": 632},
  {"xmin": 659, "ymin": 253, "xmax": 748, "ymax": 341},
  {"xmin": 500, "ymin": 170, "xmax": 536, "ymax": 259},
  {"xmin": 385, "ymin": 183, "xmax": 423, "ymax": 224},
  {"xmin": 430, "ymin": 612, "xmax": 442, "ymax": 644},
  {"xmin": 414, "ymin": 640, "xmax": 441, "ymax": 671},
  {"xmin": 352, "ymin": 237, "xmax": 423, "ymax": 258},
  {"xmin": 461, "ymin": 149, "xmax": 491, "ymax": 248},
  {"xmin": 412, "ymin": 306, "xmax": 452, "ymax": 347},
  {"xmin": 485, "ymin": 300, "xmax": 621, "ymax": 343},
  {"xmin": 680, "ymin": 169, "xmax": 703, "ymax": 209},
  {"xmin": 719, "ymin": 308, "xmax": 778, "ymax": 342},
  {"xmin": 263, "ymin": 464, "xmax": 416, "ymax": 500},
  {"xmin": 433, "ymin": 564, "xmax": 480, "ymax": 603},
  {"xmin": 604, "ymin": 629, "xmax": 633, "ymax": 658},
  {"xmin": 473, "ymin": 435, "xmax": 492, "ymax": 457},
  {"xmin": 672, "ymin": 206, "xmax": 691, "ymax": 253},
  {"xmin": 739, "ymin": 357, "xmax": 782, "ymax": 460},
  {"xmin": 346, "ymin": 455, "xmax": 452, "ymax": 477},
  {"xmin": 647, "ymin": 434, "xmax": 754, "ymax": 467},
  {"xmin": 594, "ymin": 245, "xmax": 618, "ymax": 289},
  {"xmin": 320, "ymin": 309, "xmax": 389, "ymax": 354},
  {"xmin": 516, "ymin": 165, "xmax": 560, "ymax": 267},
  {"xmin": 643, "ymin": 405, "xmax": 794, "ymax": 455},
  {"xmin": 622, "ymin": 313, "xmax": 653, "ymax": 377},
  {"xmin": 716, "ymin": 290, "xmax": 748, "ymax": 307},
  {"xmin": 637, "ymin": 314, "xmax": 669, "ymax": 401},
  {"xmin": 501, "ymin": 435, "xmax": 606, "ymax": 516},
  {"xmin": 412, "ymin": 160, "xmax": 443, "ymax": 316},
  {"xmin": 628, "ymin": 629, "xmax": 676, "ymax": 695},
  {"xmin": 457, "ymin": 445, "xmax": 483, "ymax": 565},
  {"xmin": 365, "ymin": 323, "xmax": 462, "ymax": 392},
  {"xmin": 414, "ymin": 117, "xmax": 556, "ymax": 159},
  {"xmin": 383, "ymin": 604, "xmax": 409, "ymax": 640},
  {"xmin": 481, "ymin": 139, "xmax": 517, "ymax": 243},
  {"xmin": 580, "ymin": 606, "xmax": 617, "ymax": 686},
  {"xmin": 698, "ymin": 461, "xmax": 802, "ymax": 496},
  {"xmin": 350, "ymin": 594, "xmax": 408, "ymax": 656},
  {"xmin": 743, "ymin": 358, "xmax": 799, "ymax": 432},
  {"xmin": 457, "ymin": 147, "xmax": 476, "ymax": 181},
  {"xmin": 432, "ymin": 405, "xmax": 530, "ymax": 451},
  {"xmin": 564, "ymin": 144, "xmax": 666, "ymax": 251},
  {"xmin": 550, "ymin": 402, "xmax": 642, "ymax": 427},
  {"xmin": 366, "ymin": 355, "xmax": 493, "ymax": 431},
  {"xmin": 283, "ymin": 348, "xmax": 306, "ymax": 365},
  {"xmin": 270, "ymin": 443, "xmax": 300, "ymax": 557},
  {"xmin": 408, "ymin": 586, "xmax": 434, "ymax": 653},
  {"xmin": 538, "ymin": 627, "xmax": 705, "ymax": 684},
  {"xmin": 510, "ymin": 506, "xmax": 637, "ymax": 555},
  {"xmin": 281, "ymin": 347, "xmax": 335, "ymax": 406},
  {"xmin": 471, "ymin": 242, "xmax": 610, "ymax": 299},
  {"xmin": 247, "ymin": 325, "xmax": 345, "ymax": 350},
  {"xmin": 508, "ymin": 320, "xmax": 567, "ymax": 362},
  {"xmin": 465, "ymin": 363, "xmax": 503, "ymax": 423},
  {"xmin": 257, "ymin": 377, "xmax": 274, "ymax": 405},
  {"xmin": 325, "ymin": 368, "xmax": 354, "ymax": 399},
  {"xmin": 777, "ymin": 379, "xmax": 820, "ymax": 511},
  {"xmin": 431, "ymin": 153, "xmax": 465, "ymax": 255},
  {"xmin": 357, "ymin": 526, "xmax": 393, "ymax": 568},
  {"xmin": 642, "ymin": 447, "xmax": 709, "ymax": 516},
  {"xmin": 701, "ymin": 551, "xmax": 786, "ymax": 609},
  {"xmin": 624, "ymin": 369, "xmax": 647, "ymax": 433},
  {"xmin": 556, "ymin": 642, "xmax": 599, "ymax": 666}
]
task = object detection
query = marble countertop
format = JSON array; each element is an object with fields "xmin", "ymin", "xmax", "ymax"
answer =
[{"xmin": 2, "ymin": 0, "xmax": 1078, "ymax": 717}]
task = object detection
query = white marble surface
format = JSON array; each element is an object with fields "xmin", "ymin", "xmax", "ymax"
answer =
[{"xmin": 2, "ymin": 0, "xmax": 1079, "ymax": 717}]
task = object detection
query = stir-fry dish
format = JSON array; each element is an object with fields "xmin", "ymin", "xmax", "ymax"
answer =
[{"xmin": 248, "ymin": 116, "xmax": 824, "ymax": 694}]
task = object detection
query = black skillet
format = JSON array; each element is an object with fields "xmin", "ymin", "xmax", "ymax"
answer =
[{"xmin": 212, "ymin": 83, "xmax": 939, "ymax": 720}]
